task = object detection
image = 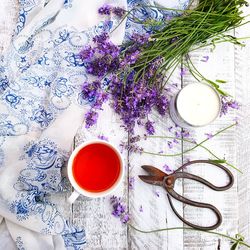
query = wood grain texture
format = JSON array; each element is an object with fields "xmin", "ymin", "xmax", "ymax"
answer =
[
  {"xmin": 182, "ymin": 39, "xmax": 239, "ymax": 249},
  {"xmin": 127, "ymin": 70, "xmax": 184, "ymax": 250},
  {"xmin": 235, "ymin": 3, "xmax": 250, "ymax": 247},
  {"xmin": 0, "ymin": 0, "xmax": 18, "ymax": 53}
]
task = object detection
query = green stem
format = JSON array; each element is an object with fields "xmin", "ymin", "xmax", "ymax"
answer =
[
  {"xmin": 145, "ymin": 135, "xmax": 241, "ymax": 173},
  {"xmin": 128, "ymin": 224, "xmax": 250, "ymax": 248},
  {"xmin": 143, "ymin": 123, "xmax": 239, "ymax": 169}
]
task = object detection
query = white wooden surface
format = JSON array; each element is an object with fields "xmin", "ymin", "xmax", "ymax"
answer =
[{"xmin": 1, "ymin": 1, "xmax": 250, "ymax": 249}]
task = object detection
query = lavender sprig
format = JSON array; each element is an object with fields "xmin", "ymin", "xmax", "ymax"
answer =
[
  {"xmin": 110, "ymin": 196, "xmax": 130, "ymax": 224},
  {"xmin": 144, "ymin": 123, "xmax": 241, "ymax": 173},
  {"xmin": 128, "ymin": 224, "xmax": 250, "ymax": 249},
  {"xmin": 80, "ymin": 33, "xmax": 170, "ymax": 133}
]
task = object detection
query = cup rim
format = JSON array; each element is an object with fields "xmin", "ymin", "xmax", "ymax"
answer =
[
  {"xmin": 175, "ymin": 82, "xmax": 222, "ymax": 127},
  {"xmin": 67, "ymin": 139, "xmax": 124, "ymax": 198}
]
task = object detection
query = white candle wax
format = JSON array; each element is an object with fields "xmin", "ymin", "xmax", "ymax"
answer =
[{"xmin": 176, "ymin": 83, "xmax": 221, "ymax": 126}]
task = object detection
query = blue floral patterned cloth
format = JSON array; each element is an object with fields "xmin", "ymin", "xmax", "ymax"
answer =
[{"xmin": 0, "ymin": 0, "xmax": 189, "ymax": 249}]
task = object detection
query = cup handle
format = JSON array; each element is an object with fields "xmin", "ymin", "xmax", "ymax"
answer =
[{"xmin": 68, "ymin": 190, "xmax": 80, "ymax": 204}]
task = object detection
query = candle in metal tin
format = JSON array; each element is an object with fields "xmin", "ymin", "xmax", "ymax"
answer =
[{"xmin": 170, "ymin": 83, "xmax": 221, "ymax": 128}]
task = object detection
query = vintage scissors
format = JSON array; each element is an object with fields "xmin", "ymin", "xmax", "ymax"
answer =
[{"xmin": 139, "ymin": 160, "xmax": 234, "ymax": 230}]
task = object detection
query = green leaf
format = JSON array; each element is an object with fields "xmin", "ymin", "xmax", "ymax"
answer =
[
  {"xmin": 230, "ymin": 242, "xmax": 239, "ymax": 250},
  {"xmin": 216, "ymin": 79, "xmax": 227, "ymax": 83}
]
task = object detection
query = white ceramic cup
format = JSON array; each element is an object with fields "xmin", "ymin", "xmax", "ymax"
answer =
[{"xmin": 67, "ymin": 140, "xmax": 124, "ymax": 203}]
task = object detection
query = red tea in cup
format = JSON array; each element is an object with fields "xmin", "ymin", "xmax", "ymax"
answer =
[
  {"xmin": 72, "ymin": 143, "xmax": 121, "ymax": 193},
  {"xmin": 67, "ymin": 140, "xmax": 124, "ymax": 203}
]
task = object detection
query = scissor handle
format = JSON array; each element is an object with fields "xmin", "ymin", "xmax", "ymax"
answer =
[
  {"xmin": 166, "ymin": 190, "xmax": 222, "ymax": 230},
  {"xmin": 174, "ymin": 160, "xmax": 234, "ymax": 191}
]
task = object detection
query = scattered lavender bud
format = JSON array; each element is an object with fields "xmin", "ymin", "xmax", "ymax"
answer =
[
  {"xmin": 85, "ymin": 110, "xmax": 98, "ymax": 128},
  {"xmin": 201, "ymin": 55, "xmax": 209, "ymax": 62},
  {"xmin": 129, "ymin": 177, "xmax": 135, "ymax": 190},
  {"xmin": 163, "ymin": 164, "xmax": 172, "ymax": 172},
  {"xmin": 139, "ymin": 205, "xmax": 143, "ymax": 212},
  {"xmin": 121, "ymin": 213, "xmax": 130, "ymax": 224},
  {"xmin": 205, "ymin": 133, "xmax": 213, "ymax": 139},
  {"xmin": 221, "ymin": 97, "xmax": 240, "ymax": 116},
  {"xmin": 180, "ymin": 67, "xmax": 187, "ymax": 77},
  {"xmin": 167, "ymin": 141, "xmax": 173, "ymax": 149},
  {"xmin": 110, "ymin": 196, "xmax": 130, "ymax": 224},
  {"xmin": 97, "ymin": 135, "xmax": 109, "ymax": 141},
  {"xmin": 154, "ymin": 191, "xmax": 160, "ymax": 197}
]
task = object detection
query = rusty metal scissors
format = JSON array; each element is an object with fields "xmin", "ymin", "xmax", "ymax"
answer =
[{"xmin": 139, "ymin": 160, "xmax": 234, "ymax": 230}]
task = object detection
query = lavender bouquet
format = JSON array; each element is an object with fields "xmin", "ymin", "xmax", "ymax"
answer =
[{"xmin": 80, "ymin": 0, "xmax": 247, "ymax": 134}]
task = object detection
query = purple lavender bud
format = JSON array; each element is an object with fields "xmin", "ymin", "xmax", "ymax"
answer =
[
  {"xmin": 98, "ymin": 4, "xmax": 112, "ymax": 15},
  {"xmin": 205, "ymin": 133, "xmax": 213, "ymax": 139},
  {"xmin": 131, "ymin": 33, "xmax": 150, "ymax": 45},
  {"xmin": 201, "ymin": 55, "xmax": 209, "ymax": 62},
  {"xmin": 163, "ymin": 164, "xmax": 171, "ymax": 172},
  {"xmin": 145, "ymin": 120, "xmax": 155, "ymax": 135},
  {"xmin": 121, "ymin": 213, "xmax": 130, "ymax": 224},
  {"xmin": 154, "ymin": 191, "xmax": 160, "ymax": 197},
  {"xmin": 180, "ymin": 67, "xmax": 187, "ymax": 77},
  {"xmin": 97, "ymin": 135, "xmax": 109, "ymax": 141},
  {"xmin": 79, "ymin": 45, "xmax": 95, "ymax": 61},
  {"xmin": 129, "ymin": 177, "xmax": 135, "ymax": 190},
  {"xmin": 93, "ymin": 33, "xmax": 109, "ymax": 43},
  {"xmin": 85, "ymin": 110, "xmax": 98, "ymax": 128},
  {"xmin": 112, "ymin": 7, "xmax": 126, "ymax": 18}
]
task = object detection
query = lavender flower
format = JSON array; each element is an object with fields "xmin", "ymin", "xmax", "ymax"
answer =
[
  {"xmin": 98, "ymin": 5, "xmax": 126, "ymax": 18},
  {"xmin": 154, "ymin": 191, "xmax": 160, "ymax": 197},
  {"xmin": 110, "ymin": 196, "xmax": 130, "ymax": 224},
  {"xmin": 131, "ymin": 33, "xmax": 150, "ymax": 45},
  {"xmin": 173, "ymin": 139, "xmax": 179, "ymax": 144},
  {"xmin": 167, "ymin": 141, "xmax": 173, "ymax": 149},
  {"xmin": 112, "ymin": 7, "xmax": 126, "ymax": 18},
  {"xmin": 98, "ymin": 135, "xmax": 109, "ymax": 141},
  {"xmin": 121, "ymin": 213, "xmax": 130, "ymax": 224},
  {"xmin": 201, "ymin": 55, "xmax": 209, "ymax": 62},
  {"xmin": 181, "ymin": 130, "xmax": 190, "ymax": 138},
  {"xmin": 168, "ymin": 126, "xmax": 173, "ymax": 132},
  {"xmin": 93, "ymin": 33, "xmax": 109, "ymax": 43},
  {"xmin": 129, "ymin": 177, "xmax": 135, "ymax": 190},
  {"xmin": 139, "ymin": 205, "xmax": 143, "ymax": 212},
  {"xmin": 110, "ymin": 196, "xmax": 125, "ymax": 217},
  {"xmin": 79, "ymin": 45, "xmax": 95, "ymax": 61},
  {"xmin": 85, "ymin": 110, "xmax": 98, "ymax": 128},
  {"xmin": 205, "ymin": 133, "xmax": 213, "ymax": 139},
  {"xmin": 98, "ymin": 4, "xmax": 112, "ymax": 15},
  {"xmin": 81, "ymin": 33, "xmax": 170, "ymax": 134},
  {"xmin": 145, "ymin": 120, "xmax": 155, "ymax": 135},
  {"xmin": 156, "ymin": 95, "xmax": 169, "ymax": 116},
  {"xmin": 163, "ymin": 164, "xmax": 172, "ymax": 172},
  {"xmin": 180, "ymin": 67, "xmax": 187, "ymax": 77},
  {"xmin": 221, "ymin": 97, "xmax": 240, "ymax": 116}
]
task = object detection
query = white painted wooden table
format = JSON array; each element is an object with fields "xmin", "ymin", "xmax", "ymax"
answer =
[{"xmin": 1, "ymin": 1, "xmax": 250, "ymax": 249}]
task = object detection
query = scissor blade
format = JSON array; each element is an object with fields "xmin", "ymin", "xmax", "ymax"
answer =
[
  {"xmin": 138, "ymin": 175, "xmax": 163, "ymax": 186},
  {"xmin": 141, "ymin": 165, "xmax": 167, "ymax": 177}
]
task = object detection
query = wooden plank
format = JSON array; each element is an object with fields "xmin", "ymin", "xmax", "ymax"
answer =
[
  {"xmin": 0, "ymin": 0, "xmax": 18, "ymax": 53},
  {"xmin": 235, "ymin": 2, "xmax": 250, "ymax": 245},
  {"xmin": 128, "ymin": 70, "xmax": 184, "ymax": 249},
  {"xmin": 71, "ymin": 103, "xmax": 128, "ymax": 249},
  {"xmin": 182, "ymin": 39, "xmax": 239, "ymax": 249}
]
